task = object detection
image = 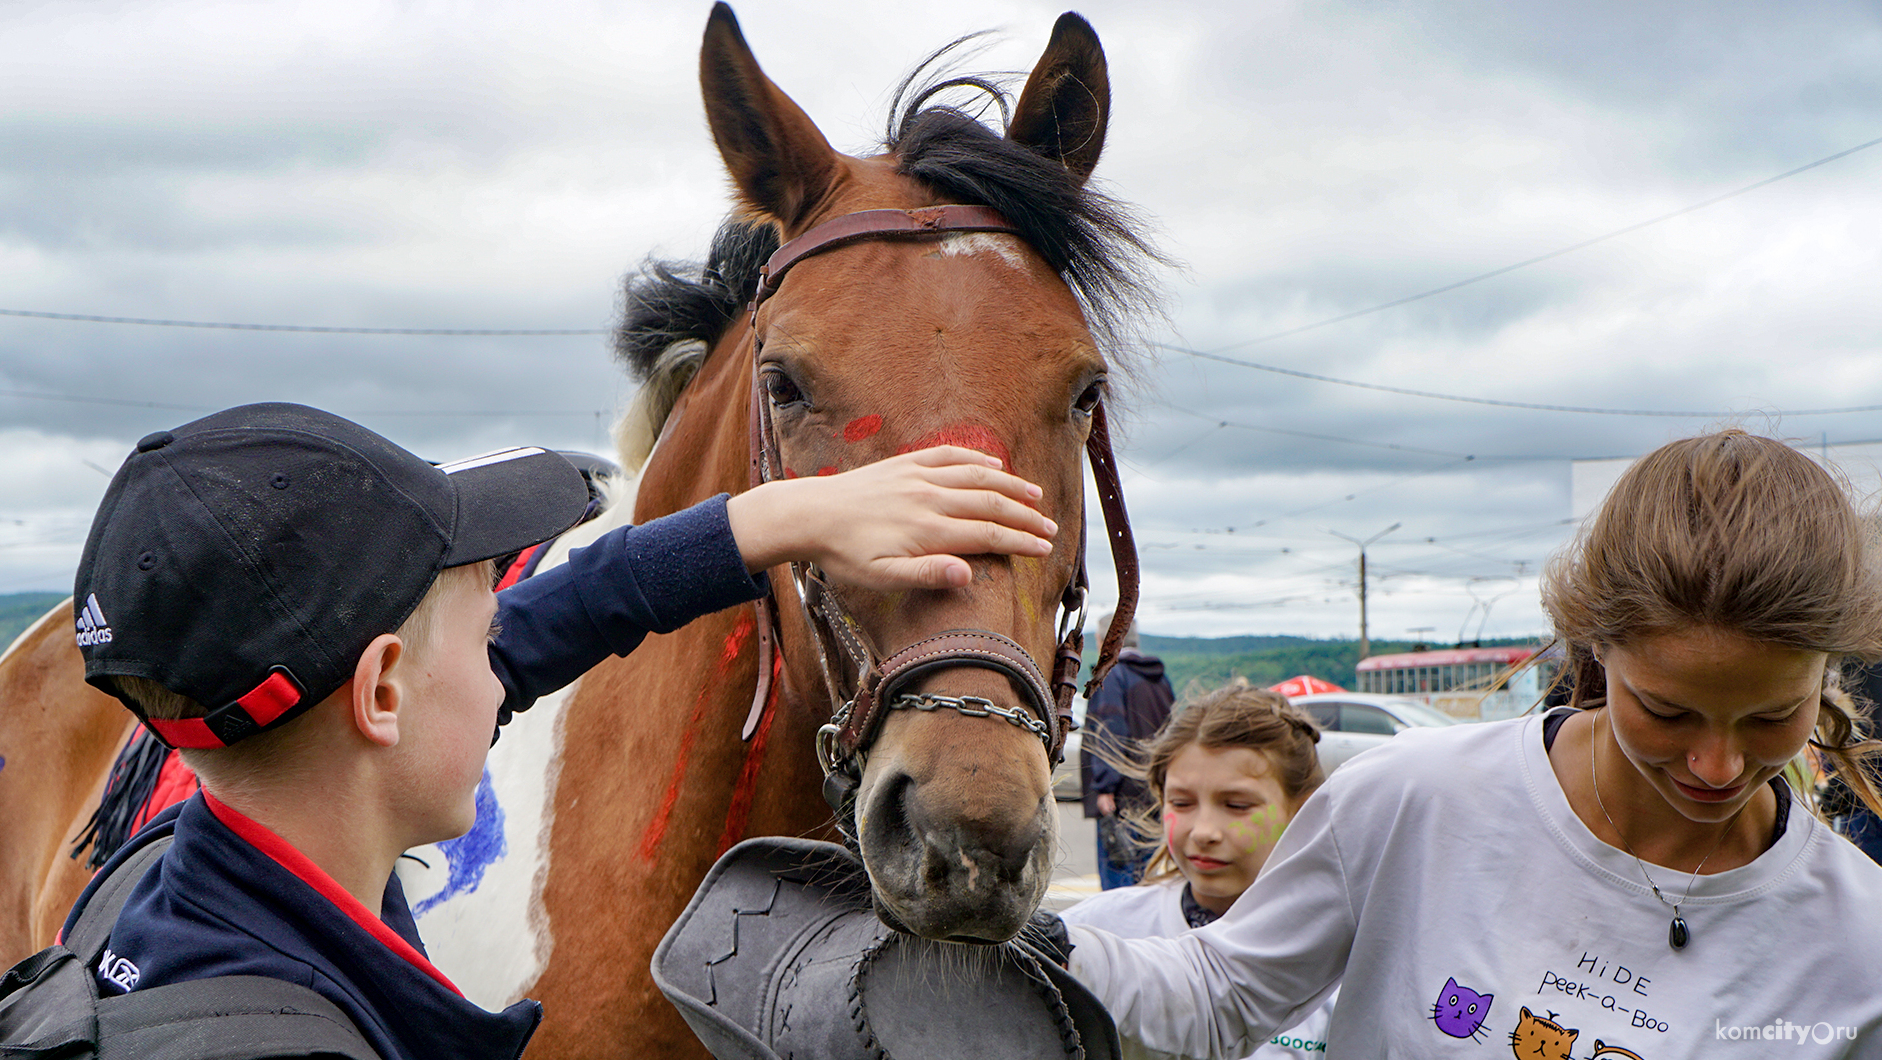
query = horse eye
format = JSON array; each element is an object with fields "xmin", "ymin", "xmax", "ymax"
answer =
[
  {"xmin": 762, "ymin": 369, "xmax": 806, "ymax": 407},
  {"xmin": 1073, "ymin": 379, "xmax": 1104, "ymax": 415}
]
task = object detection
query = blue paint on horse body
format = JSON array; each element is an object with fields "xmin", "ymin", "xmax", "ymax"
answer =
[{"xmin": 413, "ymin": 768, "xmax": 507, "ymax": 916}]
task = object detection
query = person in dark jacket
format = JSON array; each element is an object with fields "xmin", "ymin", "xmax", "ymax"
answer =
[
  {"xmin": 1081, "ymin": 617, "xmax": 1176, "ymax": 889},
  {"xmin": 1828, "ymin": 662, "xmax": 1882, "ymax": 864},
  {"xmin": 66, "ymin": 403, "xmax": 1054, "ymax": 1060}
]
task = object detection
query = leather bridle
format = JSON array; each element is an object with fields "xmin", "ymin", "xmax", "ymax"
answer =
[{"xmin": 738, "ymin": 205, "xmax": 1140, "ymax": 797}]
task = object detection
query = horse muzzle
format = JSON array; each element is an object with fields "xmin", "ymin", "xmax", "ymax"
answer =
[{"xmin": 849, "ymin": 666, "xmax": 1056, "ymax": 942}]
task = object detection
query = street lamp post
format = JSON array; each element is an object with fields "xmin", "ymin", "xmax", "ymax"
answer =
[{"xmin": 1329, "ymin": 522, "xmax": 1401, "ymax": 660}]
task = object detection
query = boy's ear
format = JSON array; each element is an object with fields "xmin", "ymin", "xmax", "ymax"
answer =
[{"xmin": 349, "ymin": 633, "xmax": 405, "ymax": 748}]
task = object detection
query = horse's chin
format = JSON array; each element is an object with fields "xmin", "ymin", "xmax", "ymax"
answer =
[{"xmin": 855, "ymin": 773, "xmax": 1054, "ymax": 942}]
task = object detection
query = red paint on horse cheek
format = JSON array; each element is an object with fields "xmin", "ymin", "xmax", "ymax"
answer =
[
  {"xmin": 783, "ymin": 468, "xmax": 799, "ymax": 479},
  {"xmin": 895, "ymin": 424, "xmax": 1012, "ymax": 468},
  {"xmin": 843, "ymin": 414, "xmax": 883, "ymax": 443},
  {"xmin": 817, "ymin": 466, "xmax": 838, "ymax": 476}
]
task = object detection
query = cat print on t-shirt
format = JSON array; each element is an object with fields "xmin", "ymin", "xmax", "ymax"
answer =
[
  {"xmin": 1430, "ymin": 976, "xmax": 1493, "ymax": 1042},
  {"xmin": 1508, "ymin": 1007, "xmax": 1578, "ymax": 1059}
]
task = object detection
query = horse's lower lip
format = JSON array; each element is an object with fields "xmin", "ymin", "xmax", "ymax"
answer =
[{"xmin": 873, "ymin": 898, "xmax": 915, "ymax": 935}]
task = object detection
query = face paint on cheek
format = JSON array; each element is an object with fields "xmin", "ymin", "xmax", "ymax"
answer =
[{"xmin": 1225, "ymin": 805, "xmax": 1286, "ymax": 852}]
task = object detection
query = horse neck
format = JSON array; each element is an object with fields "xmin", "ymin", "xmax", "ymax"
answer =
[{"xmin": 624, "ymin": 321, "xmax": 839, "ymax": 805}]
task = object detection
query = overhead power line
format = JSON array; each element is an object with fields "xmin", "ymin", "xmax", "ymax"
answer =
[
  {"xmin": 1191, "ymin": 133, "xmax": 1882, "ymax": 356},
  {"xmin": 1155, "ymin": 348, "xmax": 1882, "ymax": 417},
  {"xmin": 1161, "ymin": 133, "xmax": 1882, "ymax": 417},
  {"xmin": 0, "ymin": 308, "xmax": 606, "ymax": 336},
  {"xmin": 2, "ymin": 135, "xmax": 1874, "ymax": 349},
  {"xmin": 0, "ymin": 387, "xmax": 607, "ymax": 418},
  {"xmin": 1157, "ymin": 401, "xmax": 1477, "ymax": 459}
]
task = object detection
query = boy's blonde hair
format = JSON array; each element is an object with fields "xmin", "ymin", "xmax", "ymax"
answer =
[
  {"xmin": 1541, "ymin": 430, "xmax": 1882, "ymax": 818},
  {"xmin": 1101, "ymin": 682, "xmax": 1326, "ymax": 881},
  {"xmin": 113, "ymin": 560, "xmax": 493, "ymax": 791}
]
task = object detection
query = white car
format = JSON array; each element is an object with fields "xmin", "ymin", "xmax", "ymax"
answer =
[
  {"xmin": 1052, "ymin": 691, "xmax": 1459, "ymax": 798},
  {"xmin": 1288, "ymin": 692, "xmax": 1460, "ymax": 774},
  {"xmin": 1051, "ymin": 728, "xmax": 1086, "ymax": 802}
]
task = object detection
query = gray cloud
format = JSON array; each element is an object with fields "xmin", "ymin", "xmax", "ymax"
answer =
[{"xmin": 3, "ymin": 0, "xmax": 1879, "ymax": 643}]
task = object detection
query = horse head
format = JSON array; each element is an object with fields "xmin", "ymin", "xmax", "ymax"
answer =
[{"xmin": 630, "ymin": 3, "xmax": 1152, "ymax": 946}]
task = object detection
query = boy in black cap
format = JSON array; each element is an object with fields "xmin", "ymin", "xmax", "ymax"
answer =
[{"xmin": 65, "ymin": 402, "xmax": 1055, "ymax": 1060}]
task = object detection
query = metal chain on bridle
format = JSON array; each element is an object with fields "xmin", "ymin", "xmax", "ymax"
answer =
[{"xmin": 734, "ymin": 205, "xmax": 1141, "ymax": 808}]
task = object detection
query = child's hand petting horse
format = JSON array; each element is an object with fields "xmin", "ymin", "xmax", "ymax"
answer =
[{"xmin": 726, "ymin": 445, "xmax": 1058, "ymax": 591}]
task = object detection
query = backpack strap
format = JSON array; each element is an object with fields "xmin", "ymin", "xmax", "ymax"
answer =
[
  {"xmin": 49, "ymin": 832, "xmax": 381, "ymax": 1060},
  {"xmin": 96, "ymin": 977, "xmax": 379, "ymax": 1060},
  {"xmin": 65, "ymin": 834, "xmax": 173, "ymax": 966}
]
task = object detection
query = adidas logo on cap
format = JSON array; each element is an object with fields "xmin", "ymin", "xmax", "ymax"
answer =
[{"xmin": 75, "ymin": 593, "xmax": 115, "ymax": 647}]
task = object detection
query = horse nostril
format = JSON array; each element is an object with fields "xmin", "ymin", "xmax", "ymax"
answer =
[
  {"xmin": 962, "ymin": 797, "xmax": 1048, "ymax": 874},
  {"xmin": 862, "ymin": 770, "xmax": 915, "ymax": 851}
]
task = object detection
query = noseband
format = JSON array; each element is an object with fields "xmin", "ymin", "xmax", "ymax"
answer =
[{"xmin": 738, "ymin": 205, "xmax": 1140, "ymax": 794}]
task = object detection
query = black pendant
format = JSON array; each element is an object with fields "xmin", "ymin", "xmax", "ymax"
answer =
[{"xmin": 1668, "ymin": 915, "xmax": 1689, "ymax": 950}]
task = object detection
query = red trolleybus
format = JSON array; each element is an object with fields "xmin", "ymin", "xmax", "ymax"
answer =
[{"xmin": 1354, "ymin": 645, "xmax": 1556, "ymax": 721}]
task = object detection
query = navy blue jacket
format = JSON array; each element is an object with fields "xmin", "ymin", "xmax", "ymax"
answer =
[
  {"xmin": 491, "ymin": 493, "xmax": 768, "ymax": 723},
  {"xmin": 69, "ymin": 495, "xmax": 769, "ymax": 1060},
  {"xmin": 1080, "ymin": 649, "xmax": 1175, "ymax": 818}
]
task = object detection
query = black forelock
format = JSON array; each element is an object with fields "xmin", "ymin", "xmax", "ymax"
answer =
[
  {"xmin": 885, "ymin": 42, "xmax": 1164, "ymax": 357},
  {"xmin": 889, "ymin": 106, "xmax": 1159, "ymax": 353}
]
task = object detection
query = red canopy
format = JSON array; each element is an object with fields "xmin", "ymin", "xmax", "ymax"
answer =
[{"xmin": 1269, "ymin": 674, "xmax": 1344, "ymax": 698}]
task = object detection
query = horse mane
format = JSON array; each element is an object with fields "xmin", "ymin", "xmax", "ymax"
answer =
[
  {"xmin": 611, "ymin": 222, "xmax": 779, "ymax": 470},
  {"xmin": 612, "ymin": 37, "xmax": 1163, "ymax": 460}
]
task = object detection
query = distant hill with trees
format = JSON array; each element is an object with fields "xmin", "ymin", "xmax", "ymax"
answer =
[
  {"xmin": 1, "ymin": 593, "xmax": 67, "ymax": 651},
  {"xmin": 1, "ymin": 590, "xmax": 1546, "ymax": 701},
  {"xmin": 1132, "ymin": 633, "xmax": 1548, "ymax": 699}
]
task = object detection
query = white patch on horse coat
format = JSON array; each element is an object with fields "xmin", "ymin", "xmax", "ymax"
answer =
[
  {"xmin": 397, "ymin": 468, "xmax": 640, "ymax": 1008},
  {"xmin": 936, "ymin": 232, "xmax": 1028, "ymax": 271}
]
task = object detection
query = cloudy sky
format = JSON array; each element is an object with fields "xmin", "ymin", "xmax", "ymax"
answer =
[{"xmin": 4, "ymin": 0, "xmax": 1880, "ymax": 645}]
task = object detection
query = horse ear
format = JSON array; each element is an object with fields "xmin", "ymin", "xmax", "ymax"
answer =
[
  {"xmin": 699, "ymin": 3, "xmax": 841, "ymax": 229},
  {"xmin": 1006, "ymin": 12, "xmax": 1110, "ymax": 184}
]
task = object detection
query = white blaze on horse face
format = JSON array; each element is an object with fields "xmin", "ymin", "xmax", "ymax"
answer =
[
  {"xmin": 395, "ymin": 471, "xmax": 641, "ymax": 1009},
  {"xmin": 935, "ymin": 232, "xmax": 1028, "ymax": 271}
]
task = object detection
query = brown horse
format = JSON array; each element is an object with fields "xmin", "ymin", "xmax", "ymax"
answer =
[
  {"xmin": 0, "ymin": 604, "xmax": 136, "ymax": 962},
  {"xmin": 515, "ymin": 9, "xmax": 1154, "ymax": 1053},
  {"xmin": 0, "ymin": 6, "xmax": 1157, "ymax": 1057}
]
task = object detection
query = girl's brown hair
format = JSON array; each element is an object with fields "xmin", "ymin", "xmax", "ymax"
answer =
[
  {"xmin": 1109, "ymin": 682, "xmax": 1326, "ymax": 880},
  {"xmin": 1540, "ymin": 429, "xmax": 1882, "ymax": 817}
]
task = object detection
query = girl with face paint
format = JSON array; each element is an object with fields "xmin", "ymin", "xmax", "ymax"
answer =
[
  {"xmin": 1062, "ymin": 432, "xmax": 1882, "ymax": 1059},
  {"xmin": 1060, "ymin": 685, "xmax": 1332, "ymax": 1059}
]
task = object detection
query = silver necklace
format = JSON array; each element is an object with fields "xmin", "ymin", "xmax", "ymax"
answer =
[{"xmin": 1588, "ymin": 712, "xmax": 1740, "ymax": 951}]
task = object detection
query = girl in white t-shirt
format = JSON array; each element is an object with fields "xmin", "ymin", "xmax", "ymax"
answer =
[
  {"xmin": 1061, "ymin": 685, "xmax": 1338, "ymax": 1059},
  {"xmin": 1064, "ymin": 431, "xmax": 1882, "ymax": 1059}
]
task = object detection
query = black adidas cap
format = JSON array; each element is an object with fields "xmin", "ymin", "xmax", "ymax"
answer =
[{"xmin": 74, "ymin": 402, "xmax": 591, "ymax": 749}]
